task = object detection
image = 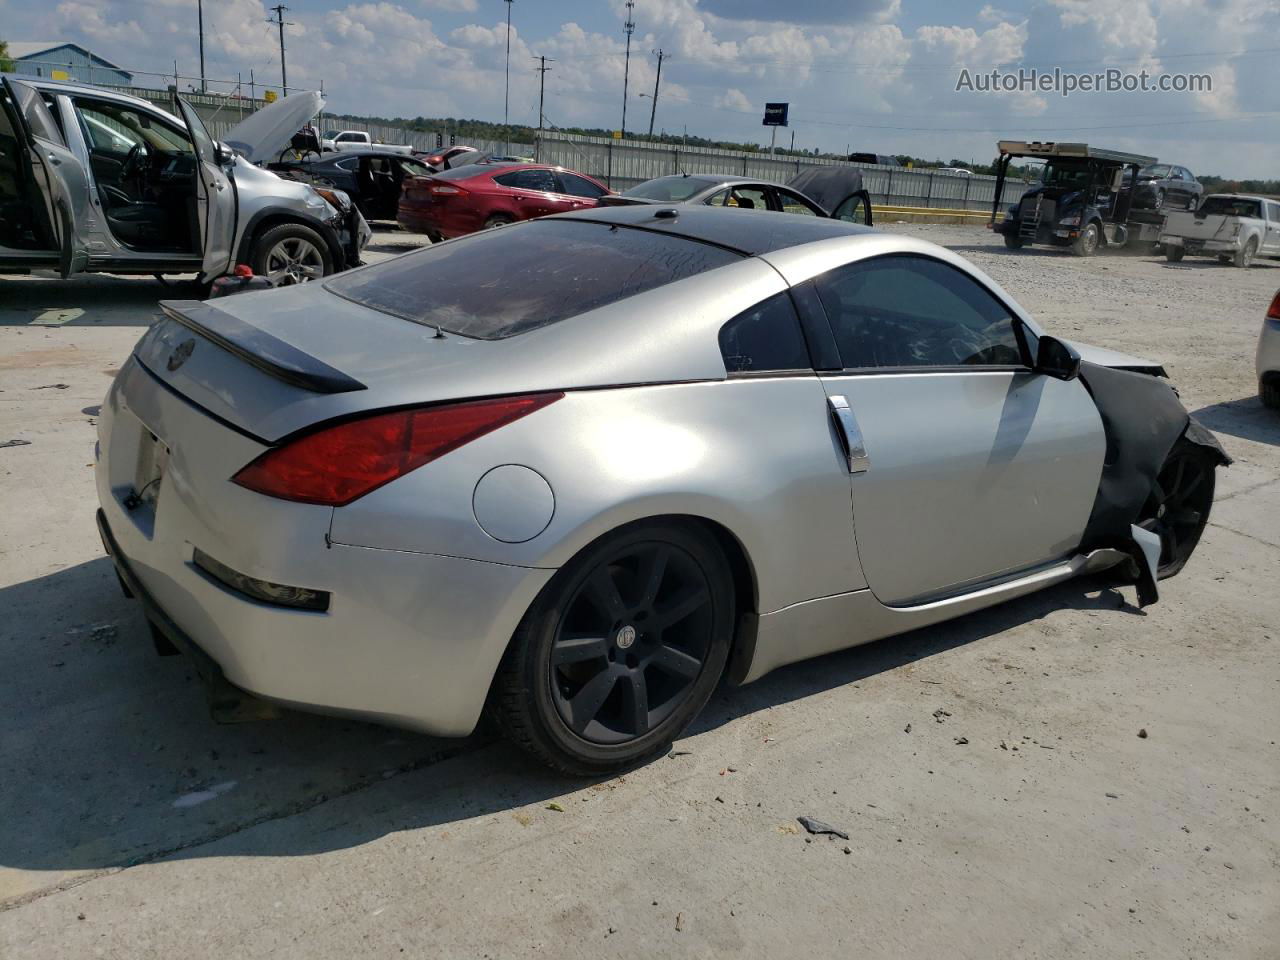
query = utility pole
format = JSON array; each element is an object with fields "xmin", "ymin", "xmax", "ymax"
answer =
[
  {"xmin": 503, "ymin": 0, "xmax": 514, "ymax": 154},
  {"xmin": 197, "ymin": 0, "xmax": 206, "ymax": 93},
  {"xmin": 268, "ymin": 5, "xmax": 292, "ymax": 94},
  {"xmin": 620, "ymin": 0, "xmax": 635, "ymax": 138},
  {"xmin": 533, "ymin": 55, "xmax": 553, "ymax": 161},
  {"xmin": 790, "ymin": 129, "xmax": 795, "ymax": 153},
  {"xmin": 648, "ymin": 49, "xmax": 664, "ymax": 137}
]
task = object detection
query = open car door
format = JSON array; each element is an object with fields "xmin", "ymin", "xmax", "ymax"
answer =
[
  {"xmin": 2, "ymin": 77, "xmax": 89, "ymax": 277},
  {"xmin": 175, "ymin": 97, "xmax": 234, "ymax": 280}
]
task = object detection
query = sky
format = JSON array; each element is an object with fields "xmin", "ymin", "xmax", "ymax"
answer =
[{"xmin": 3, "ymin": 0, "xmax": 1278, "ymax": 178}]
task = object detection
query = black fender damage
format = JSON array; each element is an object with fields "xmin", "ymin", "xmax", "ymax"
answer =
[{"xmin": 1076, "ymin": 361, "xmax": 1231, "ymax": 605}]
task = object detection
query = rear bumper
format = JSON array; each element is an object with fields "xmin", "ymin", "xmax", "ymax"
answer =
[
  {"xmin": 1160, "ymin": 235, "xmax": 1238, "ymax": 253},
  {"xmin": 94, "ymin": 367, "xmax": 555, "ymax": 736},
  {"xmin": 1258, "ymin": 319, "xmax": 1280, "ymax": 381}
]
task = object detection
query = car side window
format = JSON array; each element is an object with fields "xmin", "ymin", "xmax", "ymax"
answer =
[
  {"xmin": 1266, "ymin": 201, "xmax": 1280, "ymax": 222},
  {"xmin": 812, "ymin": 254, "xmax": 1025, "ymax": 370},
  {"xmin": 495, "ymin": 168, "xmax": 557, "ymax": 192},
  {"xmin": 557, "ymin": 172, "xmax": 606, "ymax": 198},
  {"xmin": 775, "ymin": 189, "xmax": 818, "ymax": 216},
  {"xmin": 336, "ymin": 132, "xmax": 362, "ymax": 143},
  {"xmin": 726, "ymin": 187, "xmax": 768, "ymax": 210},
  {"xmin": 832, "ymin": 194, "xmax": 867, "ymax": 223},
  {"xmin": 334, "ymin": 156, "xmax": 358, "ymax": 171},
  {"xmin": 718, "ymin": 292, "xmax": 811, "ymax": 375},
  {"xmin": 703, "ymin": 189, "xmax": 729, "ymax": 206}
]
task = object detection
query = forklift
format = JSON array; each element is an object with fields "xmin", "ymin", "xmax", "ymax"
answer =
[{"xmin": 989, "ymin": 141, "xmax": 1163, "ymax": 256}]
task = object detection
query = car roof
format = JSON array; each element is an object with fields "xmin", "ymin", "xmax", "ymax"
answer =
[{"xmin": 556, "ymin": 203, "xmax": 874, "ymax": 255}]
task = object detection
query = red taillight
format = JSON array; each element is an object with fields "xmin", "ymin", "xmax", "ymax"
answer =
[
  {"xmin": 1268, "ymin": 290, "xmax": 1280, "ymax": 321},
  {"xmin": 430, "ymin": 184, "xmax": 466, "ymax": 196},
  {"xmin": 232, "ymin": 393, "xmax": 563, "ymax": 506}
]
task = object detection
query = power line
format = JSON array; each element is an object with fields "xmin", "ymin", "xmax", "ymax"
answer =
[
  {"xmin": 648, "ymin": 49, "xmax": 665, "ymax": 137},
  {"xmin": 503, "ymin": 0, "xmax": 515, "ymax": 154},
  {"xmin": 266, "ymin": 5, "xmax": 293, "ymax": 93},
  {"xmin": 533, "ymin": 54, "xmax": 554, "ymax": 159},
  {"xmin": 620, "ymin": 0, "xmax": 635, "ymax": 137}
]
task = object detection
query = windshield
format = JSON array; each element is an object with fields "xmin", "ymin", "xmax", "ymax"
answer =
[
  {"xmin": 1040, "ymin": 162, "xmax": 1092, "ymax": 190},
  {"xmin": 325, "ymin": 220, "xmax": 741, "ymax": 340},
  {"xmin": 1199, "ymin": 196, "xmax": 1262, "ymax": 218},
  {"xmin": 623, "ymin": 176, "xmax": 718, "ymax": 202},
  {"xmin": 1139, "ymin": 165, "xmax": 1171, "ymax": 178},
  {"xmin": 323, "ymin": 130, "xmax": 340, "ymax": 139}
]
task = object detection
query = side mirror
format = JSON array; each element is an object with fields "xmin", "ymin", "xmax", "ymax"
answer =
[
  {"xmin": 214, "ymin": 141, "xmax": 235, "ymax": 165},
  {"xmin": 1035, "ymin": 334, "xmax": 1082, "ymax": 381}
]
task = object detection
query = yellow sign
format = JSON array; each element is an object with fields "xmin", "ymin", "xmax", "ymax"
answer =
[
  {"xmin": 612, "ymin": 130, "xmax": 622, "ymax": 139},
  {"xmin": 51, "ymin": 69, "xmax": 70, "ymax": 81},
  {"xmin": 263, "ymin": 90, "xmax": 278, "ymax": 103}
]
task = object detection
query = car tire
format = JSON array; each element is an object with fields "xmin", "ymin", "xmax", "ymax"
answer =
[
  {"xmin": 1137, "ymin": 440, "xmax": 1216, "ymax": 580},
  {"xmin": 483, "ymin": 214, "xmax": 515, "ymax": 230},
  {"xmin": 1071, "ymin": 222, "xmax": 1100, "ymax": 257},
  {"xmin": 249, "ymin": 223, "xmax": 333, "ymax": 285},
  {"xmin": 1261, "ymin": 378, "xmax": 1280, "ymax": 410},
  {"xmin": 1165, "ymin": 246, "xmax": 1185, "ymax": 263},
  {"xmin": 490, "ymin": 520, "xmax": 735, "ymax": 776},
  {"xmin": 1234, "ymin": 238, "xmax": 1258, "ymax": 269},
  {"xmin": 1003, "ymin": 234, "xmax": 1024, "ymax": 250}
]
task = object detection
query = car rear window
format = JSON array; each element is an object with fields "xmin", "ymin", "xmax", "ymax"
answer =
[
  {"xmin": 1199, "ymin": 197, "xmax": 1261, "ymax": 218},
  {"xmin": 623, "ymin": 176, "xmax": 718, "ymax": 202},
  {"xmin": 325, "ymin": 220, "xmax": 742, "ymax": 340}
]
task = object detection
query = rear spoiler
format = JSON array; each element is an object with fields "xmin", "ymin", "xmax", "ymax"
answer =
[{"xmin": 158, "ymin": 301, "xmax": 366, "ymax": 394}]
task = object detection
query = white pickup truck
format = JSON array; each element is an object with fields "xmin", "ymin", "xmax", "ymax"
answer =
[
  {"xmin": 321, "ymin": 129, "xmax": 414, "ymax": 155},
  {"xmin": 1162, "ymin": 194, "xmax": 1280, "ymax": 268}
]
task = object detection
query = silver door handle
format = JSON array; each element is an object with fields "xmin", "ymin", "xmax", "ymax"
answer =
[
  {"xmin": 48, "ymin": 154, "xmax": 62, "ymax": 165},
  {"xmin": 827, "ymin": 395, "xmax": 870, "ymax": 474}
]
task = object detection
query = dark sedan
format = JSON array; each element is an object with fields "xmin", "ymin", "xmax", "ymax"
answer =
[
  {"xmin": 1129, "ymin": 164, "xmax": 1202, "ymax": 211},
  {"xmin": 270, "ymin": 150, "xmax": 436, "ymax": 221}
]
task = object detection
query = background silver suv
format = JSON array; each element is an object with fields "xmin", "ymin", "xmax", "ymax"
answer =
[{"xmin": 0, "ymin": 76, "xmax": 368, "ymax": 284}]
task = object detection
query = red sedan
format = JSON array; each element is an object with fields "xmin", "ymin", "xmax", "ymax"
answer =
[{"xmin": 398, "ymin": 162, "xmax": 612, "ymax": 240}]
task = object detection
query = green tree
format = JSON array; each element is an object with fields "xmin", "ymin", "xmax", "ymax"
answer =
[{"xmin": 0, "ymin": 39, "xmax": 15, "ymax": 74}]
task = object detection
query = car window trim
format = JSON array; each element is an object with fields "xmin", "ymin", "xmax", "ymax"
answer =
[{"xmin": 806, "ymin": 252, "xmax": 1035, "ymax": 372}]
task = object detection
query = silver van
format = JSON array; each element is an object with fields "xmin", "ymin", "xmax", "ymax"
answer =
[{"xmin": 0, "ymin": 76, "xmax": 368, "ymax": 284}]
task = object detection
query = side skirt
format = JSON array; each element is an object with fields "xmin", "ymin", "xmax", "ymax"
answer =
[{"xmin": 739, "ymin": 549, "xmax": 1127, "ymax": 684}]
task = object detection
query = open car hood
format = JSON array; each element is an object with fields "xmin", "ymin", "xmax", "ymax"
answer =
[
  {"xmin": 1065, "ymin": 340, "xmax": 1166, "ymax": 377},
  {"xmin": 221, "ymin": 91, "xmax": 324, "ymax": 165}
]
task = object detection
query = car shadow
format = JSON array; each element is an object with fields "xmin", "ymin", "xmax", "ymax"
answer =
[
  {"xmin": 0, "ymin": 553, "xmax": 1136, "ymax": 892},
  {"xmin": 0, "ymin": 274, "xmax": 193, "ymax": 328},
  {"xmin": 1190, "ymin": 397, "xmax": 1280, "ymax": 446}
]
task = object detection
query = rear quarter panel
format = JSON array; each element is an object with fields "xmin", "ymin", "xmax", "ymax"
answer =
[{"xmin": 327, "ymin": 378, "xmax": 868, "ymax": 614}]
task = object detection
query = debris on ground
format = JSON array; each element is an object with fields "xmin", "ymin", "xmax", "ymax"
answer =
[
  {"xmin": 797, "ymin": 816, "xmax": 850, "ymax": 840},
  {"xmin": 1105, "ymin": 792, "xmax": 1120, "ymax": 799},
  {"xmin": 1137, "ymin": 728, "xmax": 1149, "ymax": 739},
  {"xmin": 954, "ymin": 737, "xmax": 969, "ymax": 745},
  {"xmin": 545, "ymin": 802, "xmax": 565, "ymax": 813},
  {"xmin": 668, "ymin": 749, "xmax": 692, "ymax": 758},
  {"xmin": 675, "ymin": 912, "xmax": 684, "ymax": 932},
  {"xmin": 33, "ymin": 383, "xmax": 70, "ymax": 390},
  {"xmin": 904, "ymin": 723, "xmax": 912, "ymax": 734},
  {"xmin": 0, "ymin": 439, "xmax": 32, "ymax": 449},
  {"xmin": 843, "ymin": 846, "xmax": 852, "ymax": 855},
  {"xmin": 933, "ymin": 709, "xmax": 951, "ymax": 722}
]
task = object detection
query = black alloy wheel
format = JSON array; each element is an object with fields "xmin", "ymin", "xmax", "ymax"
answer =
[
  {"xmin": 491, "ymin": 521, "xmax": 734, "ymax": 775},
  {"xmin": 1137, "ymin": 443, "xmax": 1215, "ymax": 579}
]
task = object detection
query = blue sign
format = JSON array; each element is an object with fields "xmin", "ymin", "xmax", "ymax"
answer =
[{"xmin": 763, "ymin": 102, "xmax": 789, "ymax": 127}]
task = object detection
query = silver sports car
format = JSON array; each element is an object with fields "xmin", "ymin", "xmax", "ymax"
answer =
[{"xmin": 96, "ymin": 205, "xmax": 1228, "ymax": 773}]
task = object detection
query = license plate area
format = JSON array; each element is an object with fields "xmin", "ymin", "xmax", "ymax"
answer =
[{"xmin": 131, "ymin": 428, "xmax": 170, "ymax": 509}]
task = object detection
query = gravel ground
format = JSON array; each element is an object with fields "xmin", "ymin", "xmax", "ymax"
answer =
[{"xmin": 0, "ymin": 224, "xmax": 1277, "ymax": 959}]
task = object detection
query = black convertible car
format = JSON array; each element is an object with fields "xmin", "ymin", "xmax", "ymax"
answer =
[{"xmin": 270, "ymin": 150, "xmax": 435, "ymax": 221}]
